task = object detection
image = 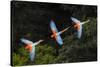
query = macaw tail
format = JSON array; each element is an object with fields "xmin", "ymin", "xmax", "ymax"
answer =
[
  {"xmin": 81, "ymin": 19, "xmax": 90, "ymax": 25},
  {"xmin": 59, "ymin": 26, "xmax": 71, "ymax": 35}
]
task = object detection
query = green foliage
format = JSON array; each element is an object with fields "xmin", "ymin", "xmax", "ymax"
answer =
[
  {"xmin": 12, "ymin": 47, "xmax": 29, "ymax": 66},
  {"xmin": 34, "ymin": 45, "xmax": 56, "ymax": 64}
]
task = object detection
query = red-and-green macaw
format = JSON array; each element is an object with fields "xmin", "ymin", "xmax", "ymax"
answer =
[
  {"xmin": 20, "ymin": 38, "xmax": 44, "ymax": 61},
  {"xmin": 71, "ymin": 17, "xmax": 90, "ymax": 39},
  {"xmin": 50, "ymin": 20, "xmax": 70, "ymax": 46}
]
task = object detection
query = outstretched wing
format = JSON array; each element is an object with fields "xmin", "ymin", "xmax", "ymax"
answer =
[
  {"xmin": 77, "ymin": 24, "xmax": 82, "ymax": 39},
  {"xmin": 29, "ymin": 46, "xmax": 35, "ymax": 61},
  {"xmin": 50, "ymin": 20, "xmax": 63, "ymax": 45},
  {"xmin": 50, "ymin": 20, "xmax": 58, "ymax": 33},
  {"xmin": 56, "ymin": 35, "xmax": 63, "ymax": 45},
  {"xmin": 71, "ymin": 17, "xmax": 81, "ymax": 23},
  {"xmin": 20, "ymin": 38, "xmax": 33, "ymax": 45}
]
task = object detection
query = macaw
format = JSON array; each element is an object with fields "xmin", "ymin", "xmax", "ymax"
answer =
[
  {"xmin": 50, "ymin": 20, "xmax": 70, "ymax": 46},
  {"xmin": 71, "ymin": 17, "xmax": 90, "ymax": 39},
  {"xmin": 20, "ymin": 38, "xmax": 44, "ymax": 61}
]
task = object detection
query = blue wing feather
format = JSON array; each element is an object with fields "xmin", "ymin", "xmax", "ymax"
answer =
[
  {"xmin": 20, "ymin": 38, "xmax": 33, "ymax": 45},
  {"xmin": 50, "ymin": 20, "xmax": 58, "ymax": 33},
  {"xmin": 56, "ymin": 35, "xmax": 63, "ymax": 45},
  {"xmin": 29, "ymin": 46, "xmax": 35, "ymax": 61},
  {"xmin": 71, "ymin": 17, "xmax": 80, "ymax": 23},
  {"xmin": 77, "ymin": 24, "xmax": 82, "ymax": 39}
]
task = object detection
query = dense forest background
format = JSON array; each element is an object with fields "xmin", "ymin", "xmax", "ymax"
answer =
[{"xmin": 11, "ymin": 1, "xmax": 97, "ymax": 66}]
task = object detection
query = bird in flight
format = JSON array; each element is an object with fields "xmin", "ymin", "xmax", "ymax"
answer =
[
  {"xmin": 71, "ymin": 17, "xmax": 90, "ymax": 39},
  {"xmin": 20, "ymin": 38, "xmax": 44, "ymax": 61},
  {"xmin": 50, "ymin": 20, "xmax": 70, "ymax": 46}
]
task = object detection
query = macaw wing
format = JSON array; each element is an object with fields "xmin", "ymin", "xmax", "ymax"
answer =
[
  {"xmin": 50, "ymin": 20, "xmax": 58, "ymax": 33},
  {"xmin": 56, "ymin": 35, "xmax": 63, "ymax": 45},
  {"xmin": 29, "ymin": 46, "xmax": 35, "ymax": 61},
  {"xmin": 71, "ymin": 17, "xmax": 81, "ymax": 23},
  {"xmin": 20, "ymin": 38, "xmax": 33, "ymax": 45},
  {"xmin": 77, "ymin": 25, "xmax": 82, "ymax": 39}
]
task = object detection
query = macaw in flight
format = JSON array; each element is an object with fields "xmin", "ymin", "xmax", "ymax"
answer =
[
  {"xmin": 50, "ymin": 20, "xmax": 70, "ymax": 46},
  {"xmin": 71, "ymin": 17, "xmax": 90, "ymax": 39},
  {"xmin": 20, "ymin": 38, "xmax": 44, "ymax": 61}
]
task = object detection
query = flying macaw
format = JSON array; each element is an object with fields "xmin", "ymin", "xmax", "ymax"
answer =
[
  {"xmin": 20, "ymin": 38, "xmax": 44, "ymax": 61},
  {"xmin": 50, "ymin": 20, "xmax": 70, "ymax": 46},
  {"xmin": 71, "ymin": 17, "xmax": 90, "ymax": 39}
]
